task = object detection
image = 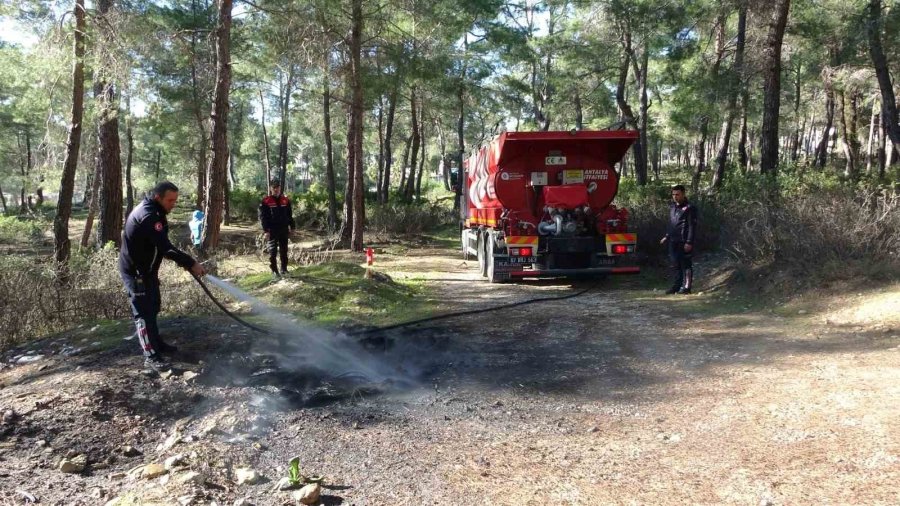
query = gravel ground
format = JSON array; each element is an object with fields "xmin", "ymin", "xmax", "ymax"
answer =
[{"xmin": 1, "ymin": 246, "xmax": 899, "ymax": 505}]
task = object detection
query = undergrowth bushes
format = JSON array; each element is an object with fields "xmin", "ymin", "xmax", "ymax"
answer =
[
  {"xmin": 367, "ymin": 201, "xmax": 454, "ymax": 236},
  {"xmin": 229, "ymin": 188, "xmax": 265, "ymax": 220},
  {"xmin": 0, "ymin": 215, "xmax": 45, "ymax": 244},
  {"xmin": 617, "ymin": 173, "xmax": 900, "ymax": 284},
  {"xmin": 0, "ymin": 246, "xmax": 215, "ymax": 351}
]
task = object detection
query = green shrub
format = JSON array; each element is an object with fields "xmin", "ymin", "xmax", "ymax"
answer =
[
  {"xmin": 293, "ymin": 183, "xmax": 336, "ymax": 230},
  {"xmin": 367, "ymin": 200, "xmax": 453, "ymax": 236},
  {"xmin": 0, "ymin": 215, "xmax": 44, "ymax": 244},
  {"xmin": 229, "ymin": 188, "xmax": 265, "ymax": 220}
]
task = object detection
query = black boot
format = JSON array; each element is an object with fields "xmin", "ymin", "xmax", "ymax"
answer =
[{"xmin": 143, "ymin": 355, "xmax": 170, "ymax": 371}]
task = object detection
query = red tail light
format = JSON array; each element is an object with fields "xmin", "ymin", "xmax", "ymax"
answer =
[
  {"xmin": 519, "ymin": 247, "xmax": 532, "ymax": 256},
  {"xmin": 612, "ymin": 244, "xmax": 628, "ymax": 255}
]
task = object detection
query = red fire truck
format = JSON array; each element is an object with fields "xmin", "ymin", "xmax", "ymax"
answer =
[{"xmin": 460, "ymin": 130, "xmax": 640, "ymax": 282}]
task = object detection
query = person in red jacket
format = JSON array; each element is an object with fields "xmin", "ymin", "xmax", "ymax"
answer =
[{"xmin": 258, "ymin": 180, "xmax": 295, "ymax": 279}]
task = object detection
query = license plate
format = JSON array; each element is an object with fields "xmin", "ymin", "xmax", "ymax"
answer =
[
  {"xmin": 498, "ymin": 256, "xmax": 536, "ymax": 268},
  {"xmin": 507, "ymin": 256, "xmax": 536, "ymax": 264}
]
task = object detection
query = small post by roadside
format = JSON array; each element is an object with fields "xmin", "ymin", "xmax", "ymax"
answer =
[{"xmin": 365, "ymin": 247, "xmax": 374, "ymax": 279}]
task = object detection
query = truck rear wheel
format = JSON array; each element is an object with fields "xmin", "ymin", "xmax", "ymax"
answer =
[
  {"xmin": 476, "ymin": 231, "xmax": 488, "ymax": 277},
  {"xmin": 461, "ymin": 228, "xmax": 469, "ymax": 260},
  {"xmin": 486, "ymin": 240, "xmax": 499, "ymax": 283}
]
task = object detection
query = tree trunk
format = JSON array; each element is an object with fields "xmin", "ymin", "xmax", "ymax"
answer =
[
  {"xmin": 53, "ymin": 0, "xmax": 86, "ymax": 270},
  {"xmin": 759, "ymin": 0, "xmax": 791, "ymax": 176},
  {"xmin": 97, "ymin": 79, "xmax": 122, "ymax": 248},
  {"xmin": 376, "ymin": 95, "xmax": 384, "ymax": 204},
  {"xmin": 225, "ymin": 101, "xmax": 244, "ymax": 225},
  {"xmin": 95, "ymin": 0, "xmax": 124, "ymax": 248},
  {"xmin": 738, "ymin": 95, "xmax": 749, "ymax": 171},
  {"xmin": 574, "ymin": 91, "xmax": 583, "ymax": 131},
  {"xmin": 789, "ymin": 61, "xmax": 802, "ymax": 161},
  {"xmin": 277, "ymin": 65, "xmax": 295, "ymax": 188},
  {"xmin": 259, "ymin": 88, "xmax": 273, "ymax": 186},
  {"xmin": 878, "ymin": 113, "xmax": 887, "ymax": 177},
  {"xmin": 693, "ymin": 13, "xmax": 727, "ymax": 191},
  {"xmin": 455, "ymin": 34, "xmax": 468, "ymax": 213},
  {"xmin": 0, "ymin": 184, "xmax": 6, "ymax": 214},
  {"xmin": 399, "ymin": 134, "xmax": 411, "ymax": 193},
  {"xmin": 348, "ymin": 0, "xmax": 365, "ymax": 252},
  {"xmin": 838, "ymin": 90, "xmax": 861, "ymax": 181},
  {"xmin": 416, "ymin": 109, "xmax": 427, "ymax": 200},
  {"xmin": 691, "ymin": 128, "xmax": 707, "ymax": 192},
  {"xmin": 155, "ymin": 149, "xmax": 161, "ymax": 181},
  {"xmin": 81, "ymin": 160, "xmax": 102, "ymax": 248},
  {"xmin": 634, "ymin": 47, "xmax": 649, "ymax": 186},
  {"xmin": 616, "ymin": 29, "xmax": 648, "ymax": 185},
  {"xmin": 338, "ymin": 103, "xmax": 355, "ymax": 246},
  {"xmin": 866, "ymin": 0, "xmax": 900, "ymax": 155},
  {"xmin": 125, "ymin": 105, "xmax": 134, "ymax": 218},
  {"xmin": 436, "ymin": 120, "xmax": 450, "ymax": 190},
  {"xmin": 814, "ymin": 68, "xmax": 836, "ymax": 169},
  {"xmin": 866, "ymin": 98, "xmax": 878, "ymax": 174},
  {"xmin": 322, "ymin": 64, "xmax": 338, "ymax": 231},
  {"xmin": 201, "ymin": 0, "xmax": 232, "ymax": 251},
  {"xmin": 406, "ymin": 89, "xmax": 420, "ymax": 201},
  {"xmin": 380, "ymin": 85, "xmax": 398, "ymax": 204},
  {"xmin": 190, "ymin": 0, "xmax": 208, "ymax": 210},
  {"xmin": 713, "ymin": 3, "xmax": 747, "ymax": 189}
]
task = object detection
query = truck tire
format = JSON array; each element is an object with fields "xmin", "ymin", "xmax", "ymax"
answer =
[
  {"xmin": 461, "ymin": 227, "xmax": 469, "ymax": 261},
  {"xmin": 485, "ymin": 238, "xmax": 499, "ymax": 283},
  {"xmin": 476, "ymin": 231, "xmax": 488, "ymax": 277}
]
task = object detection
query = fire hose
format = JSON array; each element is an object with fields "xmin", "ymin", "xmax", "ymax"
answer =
[
  {"xmin": 191, "ymin": 273, "xmax": 270, "ymax": 334},
  {"xmin": 192, "ymin": 270, "xmax": 597, "ymax": 338},
  {"xmin": 349, "ymin": 282, "xmax": 599, "ymax": 337}
]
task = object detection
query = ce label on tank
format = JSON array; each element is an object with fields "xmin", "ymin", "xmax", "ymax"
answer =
[{"xmin": 545, "ymin": 156, "xmax": 567, "ymax": 165}]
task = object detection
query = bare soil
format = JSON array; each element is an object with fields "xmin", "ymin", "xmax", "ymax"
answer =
[{"xmin": 1, "ymin": 243, "xmax": 899, "ymax": 505}]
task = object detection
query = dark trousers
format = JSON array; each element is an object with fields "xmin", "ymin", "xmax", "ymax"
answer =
[
  {"xmin": 668, "ymin": 241, "xmax": 693, "ymax": 290},
  {"xmin": 122, "ymin": 273, "xmax": 162, "ymax": 357},
  {"xmin": 268, "ymin": 228, "xmax": 289, "ymax": 273}
]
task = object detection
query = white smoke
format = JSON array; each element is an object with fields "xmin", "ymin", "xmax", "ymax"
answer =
[{"xmin": 204, "ymin": 275, "xmax": 402, "ymax": 384}]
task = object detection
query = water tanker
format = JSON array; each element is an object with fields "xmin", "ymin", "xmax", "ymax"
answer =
[{"xmin": 460, "ymin": 130, "xmax": 640, "ymax": 282}]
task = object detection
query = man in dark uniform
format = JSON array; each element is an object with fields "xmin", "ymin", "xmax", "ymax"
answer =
[
  {"xmin": 660, "ymin": 184, "xmax": 698, "ymax": 295},
  {"xmin": 119, "ymin": 181, "xmax": 205, "ymax": 370},
  {"xmin": 258, "ymin": 180, "xmax": 295, "ymax": 279}
]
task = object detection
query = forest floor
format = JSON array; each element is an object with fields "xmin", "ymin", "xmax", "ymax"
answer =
[{"xmin": 1, "ymin": 226, "xmax": 899, "ymax": 505}]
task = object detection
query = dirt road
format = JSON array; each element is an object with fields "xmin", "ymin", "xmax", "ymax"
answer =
[{"xmin": 1, "ymin": 245, "xmax": 899, "ymax": 505}]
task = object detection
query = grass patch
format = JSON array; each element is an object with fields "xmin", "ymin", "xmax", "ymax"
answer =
[
  {"xmin": 618, "ymin": 266, "xmax": 777, "ymax": 320},
  {"xmin": 237, "ymin": 261, "xmax": 437, "ymax": 327}
]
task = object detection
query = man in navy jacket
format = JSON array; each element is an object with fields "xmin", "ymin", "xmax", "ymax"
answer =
[
  {"xmin": 119, "ymin": 181, "xmax": 205, "ymax": 370},
  {"xmin": 258, "ymin": 180, "xmax": 295, "ymax": 279},
  {"xmin": 660, "ymin": 184, "xmax": 698, "ymax": 295}
]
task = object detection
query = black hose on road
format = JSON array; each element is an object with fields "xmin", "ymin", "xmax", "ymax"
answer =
[
  {"xmin": 349, "ymin": 282, "xmax": 599, "ymax": 336},
  {"xmin": 192, "ymin": 271, "xmax": 599, "ymax": 339}
]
